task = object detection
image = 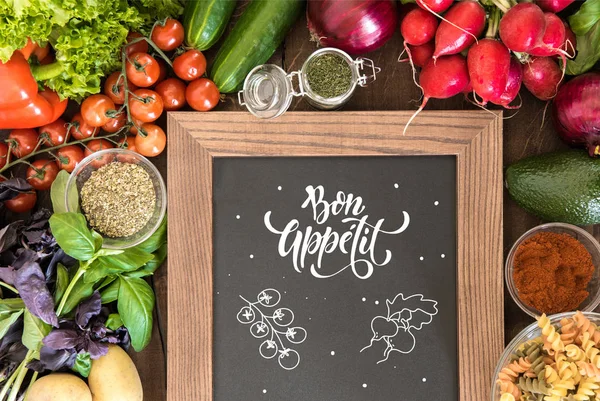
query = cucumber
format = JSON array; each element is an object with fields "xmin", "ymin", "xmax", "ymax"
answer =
[
  {"xmin": 210, "ymin": 0, "xmax": 304, "ymax": 93},
  {"xmin": 183, "ymin": 0, "xmax": 236, "ymax": 51}
]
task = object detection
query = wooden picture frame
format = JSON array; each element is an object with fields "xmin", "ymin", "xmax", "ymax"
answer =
[{"xmin": 167, "ymin": 111, "xmax": 504, "ymax": 401}]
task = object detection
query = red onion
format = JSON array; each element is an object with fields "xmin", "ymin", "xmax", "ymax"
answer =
[
  {"xmin": 552, "ymin": 72, "xmax": 600, "ymax": 156},
  {"xmin": 307, "ymin": 0, "xmax": 398, "ymax": 55}
]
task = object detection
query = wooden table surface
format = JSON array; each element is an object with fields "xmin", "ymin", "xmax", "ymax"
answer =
[{"xmin": 1, "ymin": 3, "xmax": 592, "ymax": 400}]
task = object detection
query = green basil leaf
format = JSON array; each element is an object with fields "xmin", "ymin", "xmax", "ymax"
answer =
[
  {"xmin": 100, "ymin": 280, "xmax": 119, "ymax": 304},
  {"xmin": 50, "ymin": 170, "xmax": 79, "ymax": 214},
  {"xmin": 22, "ymin": 310, "xmax": 51, "ymax": 352},
  {"xmin": 106, "ymin": 313, "xmax": 123, "ymax": 330},
  {"xmin": 85, "ymin": 248, "xmax": 154, "ymax": 283},
  {"xmin": 49, "ymin": 213, "xmax": 97, "ymax": 261},
  {"xmin": 569, "ymin": 0, "xmax": 600, "ymax": 36},
  {"xmin": 92, "ymin": 231, "xmax": 103, "ymax": 253},
  {"xmin": 0, "ymin": 309, "xmax": 23, "ymax": 340},
  {"xmin": 125, "ymin": 243, "xmax": 167, "ymax": 278},
  {"xmin": 134, "ymin": 216, "xmax": 167, "ymax": 254},
  {"xmin": 60, "ymin": 276, "xmax": 96, "ymax": 316},
  {"xmin": 95, "ymin": 249, "xmax": 124, "ymax": 257},
  {"xmin": 117, "ymin": 276, "xmax": 154, "ymax": 352},
  {"xmin": 566, "ymin": 22, "xmax": 600, "ymax": 75},
  {"xmin": 71, "ymin": 352, "xmax": 92, "ymax": 378},
  {"xmin": 0, "ymin": 298, "xmax": 25, "ymax": 313},
  {"xmin": 54, "ymin": 264, "xmax": 69, "ymax": 304}
]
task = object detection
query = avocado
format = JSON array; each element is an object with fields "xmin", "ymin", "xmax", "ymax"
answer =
[{"xmin": 506, "ymin": 150, "xmax": 600, "ymax": 225}]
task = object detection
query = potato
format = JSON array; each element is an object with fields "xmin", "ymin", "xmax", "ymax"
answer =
[
  {"xmin": 88, "ymin": 344, "xmax": 143, "ymax": 401},
  {"xmin": 25, "ymin": 373, "xmax": 92, "ymax": 401}
]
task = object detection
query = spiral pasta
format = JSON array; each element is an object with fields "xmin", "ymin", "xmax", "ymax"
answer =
[
  {"xmin": 567, "ymin": 344, "xmax": 587, "ymax": 362},
  {"xmin": 499, "ymin": 358, "xmax": 533, "ymax": 381},
  {"xmin": 577, "ymin": 361, "xmax": 600, "ymax": 380},
  {"xmin": 517, "ymin": 377, "xmax": 550, "ymax": 395},
  {"xmin": 545, "ymin": 378, "xmax": 575, "ymax": 400},
  {"xmin": 499, "ymin": 393, "xmax": 515, "ymax": 401},
  {"xmin": 561, "ymin": 318, "xmax": 580, "ymax": 346},
  {"xmin": 574, "ymin": 311, "xmax": 600, "ymax": 345},
  {"xmin": 498, "ymin": 378, "xmax": 521, "ymax": 398},
  {"xmin": 572, "ymin": 376, "xmax": 600, "ymax": 401},
  {"xmin": 539, "ymin": 314, "xmax": 565, "ymax": 353}
]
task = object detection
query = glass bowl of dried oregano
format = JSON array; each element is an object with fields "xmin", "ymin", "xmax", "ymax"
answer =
[{"xmin": 66, "ymin": 148, "xmax": 166, "ymax": 249}]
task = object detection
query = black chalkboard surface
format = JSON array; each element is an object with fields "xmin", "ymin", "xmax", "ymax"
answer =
[{"xmin": 213, "ymin": 156, "xmax": 457, "ymax": 401}]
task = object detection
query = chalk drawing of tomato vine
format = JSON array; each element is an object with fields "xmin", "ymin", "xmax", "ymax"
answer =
[
  {"xmin": 360, "ymin": 293, "xmax": 438, "ymax": 364},
  {"xmin": 237, "ymin": 289, "xmax": 307, "ymax": 370}
]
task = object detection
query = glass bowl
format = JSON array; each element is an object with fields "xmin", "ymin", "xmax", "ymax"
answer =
[
  {"xmin": 490, "ymin": 312, "xmax": 600, "ymax": 401},
  {"xmin": 505, "ymin": 222, "xmax": 600, "ymax": 318},
  {"xmin": 65, "ymin": 148, "xmax": 166, "ymax": 249}
]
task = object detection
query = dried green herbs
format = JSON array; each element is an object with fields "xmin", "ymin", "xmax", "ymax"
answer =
[
  {"xmin": 80, "ymin": 162, "xmax": 155, "ymax": 238},
  {"xmin": 306, "ymin": 54, "xmax": 353, "ymax": 99}
]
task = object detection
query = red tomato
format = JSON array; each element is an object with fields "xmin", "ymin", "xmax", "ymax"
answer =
[
  {"xmin": 102, "ymin": 112, "xmax": 128, "ymax": 133},
  {"xmin": 129, "ymin": 117, "xmax": 145, "ymax": 135},
  {"xmin": 151, "ymin": 18, "xmax": 184, "ymax": 51},
  {"xmin": 136, "ymin": 124, "xmax": 166, "ymax": 157},
  {"xmin": 69, "ymin": 113, "xmax": 97, "ymax": 140},
  {"xmin": 39, "ymin": 118, "xmax": 67, "ymax": 147},
  {"xmin": 130, "ymin": 89, "xmax": 164, "ymax": 123},
  {"xmin": 173, "ymin": 50, "xmax": 206, "ymax": 81},
  {"xmin": 125, "ymin": 32, "xmax": 149, "ymax": 57},
  {"xmin": 0, "ymin": 143, "xmax": 8, "ymax": 169},
  {"xmin": 84, "ymin": 139, "xmax": 115, "ymax": 168},
  {"xmin": 4, "ymin": 191, "xmax": 37, "ymax": 213},
  {"xmin": 126, "ymin": 52, "xmax": 160, "ymax": 88},
  {"xmin": 8, "ymin": 129, "xmax": 39, "ymax": 158},
  {"xmin": 81, "ymin": 94, "xmax": 116, "ymax": 127},
  {"xmin": 155, "ymin": 78, "xmax": 187, "ymax": 111},
  {"xmin": 156, "ymin": 59, "xmax": 168, "ymax": 85},
  {"xmin": 26, "ymin": 159, "xmax": 59, "ymax": 191},
  {"xmin": 56, "ymin": 145, "xmax": 84, "ymax": 173},
  {"xmin": 118, "ymin": 135, "xmax": 138, "ymax": 153},
  {"xmin": 186, "ymin": 78, "xmax": 220, "ymax": 112},
  {"xmin": 104, "ymin": 72, "xmax": 137, "ymax": 105}
]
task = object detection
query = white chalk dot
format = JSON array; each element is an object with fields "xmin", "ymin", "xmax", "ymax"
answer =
[
  {"xmin": 309, "ymin": 317, "xmax": 312, "ymax": 320},
  {"xmin": 362, "ymin": 384, "xmax": 367, "ymax": 388},
  {"xmin": 422, "ymin": 378, "xmax": 427, "ymax": 383},
  {"xmin": 324, "ymin": 297, "xmax": 327, "ymax": 300},
  {"xmin": 434, "ymin": 201, "xmax": 439, "ymax": 206},
  {"xmin": 362, "ymin": 297, "xmax": 366, "ymax": 302},
  {"xmin": 263, "ymin": 389, "xmax": 267, "ymax": 394},
  {"xmin": 331, "ymin": 351, "xmax": 335, "ymax": 356},
  {"xmin": 284, "ymin": 291, "xmax": 287, "ymax": 294},
  {"xmin": 394, "ymin": 183, "xmax": 399, "ymax": 189},
  {"xmin": 283, "ymin": 276, "xmax": 285, "ymax": 279},
  {"xmin": 228, "ymin": 274, "xmax": 231, "ymax": 277},
  {"xmin": 419, "ymin": 256, "xmax": 424, "ymax": 261},
  {"xmin": 250, "ymin": 254, "xmax": 254, "ymax": 259},
  {"xmin": 394, "ymin": 366, "xmax": 397, "ymax": 369},
  {"xmin": 236, "ymin": 215, "xmax": 240, "ymax": 219},
  {"xmin": 277, "ymin": 186, "xmax": 282, "ymax": 191},
  {"xmin": 306, "ymin": 297, "xmax": 309, "ymax": 300},
  {"xmin": 375, "ymin": 300, "xmax": 379, "ymax": 305},
  {"xmin": 441, "ymin": 254, "xmax": 446, "ymax": 258},
  {"xmin": 217, "ymin": 292, "xmax": 220, "ymax": 295}
]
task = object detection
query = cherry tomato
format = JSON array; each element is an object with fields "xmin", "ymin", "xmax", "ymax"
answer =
[
  {"xmin": 155, "ymin": 78, "xmax": 187, "ymax": 111},
  {"xmin": 156, "ymin": 59, "xmax": 168, "ymax": 85},
  {"xmin": 84, "ymin": 139, "xmax": 115, "ymax": 168},
  {"xmin": 81, "ymin": 94, "xmax": 116, "ymax": 127},
  {"xmin": 130, "ymin": 89, "xmax": 164, "ymax": 123},
  {"xmin": 129, "ymin": 117, "xmax": 145, "ymax": 135},
  {"xmin": 126, "ymin": 52, "xmax": 160, "ymax": 88},
  {"xmin": 39, "ymin": 118, "xmax": 67, "ymax": 147},
  {"xmin": 151, "ymin": 18, "xmax": 185, "ymax": 51},
  {"xmin": 104, "ymin": 72, "xmax": 137, "ymax": 105},
  {"xmin": 56, "ymin": 145, "xmax": 84, "ymax": 173},
  {"xmin": 0, "ymin": 143, "xmax": 8, "ymax": 169},
  {"xmin": 8, "ymin": 129, "xmax": 39, "ymax": 158},
  {"xmin": 136, "ymin": 124, "xmax": 166, "ymax": 157},
  {"xmin": 4, "ymin": 191, "xmax": 37, "ymax": 213},
  {"xmin": 69, "ymin": 113, "xmax": 97, "ymax": 140},
  {"xmin": 26, "ymin": 159, "xmax": 59, "ymax": 191},
  {"xmin": 173, "ymin": 50, "xmax": 206, "ymax": 81},
  {"xmin": 125, "ymin": 32, "xmax": 149, "ymax": 57},
  {"xmin": 102, "ymin": 112, "xmax": 128, "ymax": 133},
  {"xmin": 186, "ymin": 78, "xmax": 220, "ymax": 112},
  {"xmin": 118, "ymin": 135, "xmax": 138, "ymax": 153}
]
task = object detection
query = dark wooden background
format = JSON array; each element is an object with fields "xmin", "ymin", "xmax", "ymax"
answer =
[{"xmin": 1, "ymin": 2, "xmax": 594, "ymax": 399}]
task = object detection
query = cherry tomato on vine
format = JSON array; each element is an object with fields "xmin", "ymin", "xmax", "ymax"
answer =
[
  {"xmin": 104, "ymin": 72, "xmax": 137, "ymax": 105},
  {"xmin": 155, "ymin": 78, "xmax": 187, "ymax": 111},
  {"xmin": 102, "ymin": 112, "xmax": 128, "ymax": 133},
  {"xmin": 125, "ymin": 32, "xmax": 149, "ymax": 57},
  {"xmin": 173, "ymin": 50, "xmax": 206, "ymax": 81},
  {"xmin": 136, "ymin": 124, "xmax": 166, "ymax": 157},
  {"xmin": 151, "ymin": 18, "xmax": 184, "ymax": 51},
  {"xmin": 4, "ymin": 191, "xmax": 37, "ymax": 213},
  {"xmin": 84, "ymin": 139, "xmax": 115, "ymax": 168},
  {"xmin": 126, "ymin": 52, "xmax": 160, "ymax": 88},
  {"xmin": 81, "ymin": 94, "xmax": 116, "ymax": 127},
  {"xmin": 0, "ymin": 143, "xmax": 8, "ymax": 169},
  {"xmin": 26, "ymin": 159, "xmax": 59, "ymax": 191},
  {"xmin": 130, "ymin": 89, "xmax": 164, "ymax": 123},
  {"xmin": 186, "ymin": 78, "xmax": 220, "ymax": 112},
  {"xmin": 8, "ymin": 129, "xmax": 39, "ymax": 158},
  {"xmin": 156, "ymin": 59, "xmax": 168, "ymax": 85},
  {"xmin": 129, "ymin": 117, "xmax": 145, "ymax": 135},
  {"xmin": 56, "ymin": 145, "xmax": 84, "ymax": 173},
  {"xmin": 118, "ymin": 135, "xmax": 138, "ymax": 153},
  {"xmin": 69, "ymin": 113, "xmax": 97, "ymax": 140},
  {"xmin": 39, "ymin": 118, "xmax": 67, "ymax": 147}
]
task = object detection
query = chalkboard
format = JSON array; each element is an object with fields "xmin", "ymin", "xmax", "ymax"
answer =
[{"xmin": 213, "ymin": 156, "xmax": 457, "ymax": 401}]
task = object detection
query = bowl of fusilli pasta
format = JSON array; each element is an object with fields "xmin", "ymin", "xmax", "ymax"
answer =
[{"xmin": 492, "ymin": 311, "xmax": 600, "ymax": 401}]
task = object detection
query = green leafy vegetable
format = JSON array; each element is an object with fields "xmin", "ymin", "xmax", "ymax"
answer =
[
  {"xmin": 59, "ymin": 275, "xmax": 96, "ymax": 316},
  {"xmin": 0, "ymin": 309, "xmax": 23, "ymax": 340},
  {"xmin": 134, "ymin": 216, "xmax": 167, "ymax": 254},
  {"xmin": 100, "ymin": 280, "xmax": 120, "ymax": 304},
  {"xmin": 49, "ymin": 213, "xmax": 99, "ymax": 261},
  {"xmin": 54, "ymin": 264, "xmax": 69, "ymax": 304},
  {"xmin": 72, "ymin": 352, "xmax": 92, "ymax": 378},
  {"xmin": 125, "ymin": 243, "xmax": 166, "ymax": 278},
  {"xmin": 50, "ymin": 171, "xmax": 79, "ymax": 214},
  {"xmin": 131, "ymin": 0, "xmax": 184, "ymax": 22},
  {"xmin": 22, "ymin": 310, "xmax": 51, "ymax": 353},
  {"xmin": 569, "ymin": 0, "xmax": 600, "ymax": 36},
  {"xmin": 566, "ymin": 22, "xmax": 600, "ymax": 76},
  {"xmin": 117, "ymin": 276, "xmax": 154, "ymax": 352},
  {"xmin": 106, "ymin": 313, "xmax": 123, "ymax": 331},
  {"xmin": 0, "ymin": 299, "xmax": 25, "ymax": 313},
  {"xmin": 85, "ymin": 248, "xmax": 154, "ymax": 283}
]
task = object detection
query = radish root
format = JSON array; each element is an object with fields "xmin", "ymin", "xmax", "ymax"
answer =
[
  {"xmin": 403, "ymin": 97, "xmax": 428, "ymax": 136},
  {"xmin": 403, "ymin": 41, "xmax": 423, "ymax": 92}
]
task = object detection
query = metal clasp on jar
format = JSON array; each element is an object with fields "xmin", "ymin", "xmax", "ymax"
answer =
[{"xmin": 355, "ymin": 57, "xmax": 381, "ymax": 87}]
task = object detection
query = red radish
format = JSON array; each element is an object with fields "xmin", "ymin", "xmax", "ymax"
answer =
[
  {"xmin": 416, "ymin": 0, "xmax": 453, "ymax": 14},
  {"xmin": 400, "ymin": 7, "xmax": 439, "ymax": 46},
  {"xmin": 536, "ymin": 0, "xmax": 575, "ymax": 13},
  {"xmin": 499, "ymin": 3, "xmax": 547, "ymax": 52},
  {"xmin": 433, "ymin": 1, "xmax": 486, "ymax": 60},
  {"xmin": 403, "ymin": 54, "xmax": 470, "ymax": 134},
  {"xmin": 467, "ymin": 39, "xmax": 511, "ymax": 105},
  {"xmin": 490, "ymin": 57, "xmax": 523, "ymax": 108},
  {"xmin": 400, "ymin": 42, "xmax": 434, "ymax": 68},
  {"xmin": 561, "ymin": 22, "xmax": 577, "ymax": 57},
  {"xmin": 528, "ymin": 13, "xmax": 566, "ymax": 56},
  {"xmin": 523, "ymin": 57, "xmax": 562, "ymax": 101}
]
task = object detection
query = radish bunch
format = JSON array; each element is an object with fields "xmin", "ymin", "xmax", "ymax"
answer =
[{"xmin": 400, "ymin": 0, "xmax": 577, "ymax": 133}]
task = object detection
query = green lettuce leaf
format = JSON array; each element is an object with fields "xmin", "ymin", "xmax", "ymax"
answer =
[
  {"xmin": 568, "ymin": 0, "xmax": 600, "ymax": 36},
  {"xmin": 131, "ymin": 0, "xmax": 184, "ymax": 22},
  {"xmin": 566, "ymin": 21, "xmax": 600, "ymax": 76}
]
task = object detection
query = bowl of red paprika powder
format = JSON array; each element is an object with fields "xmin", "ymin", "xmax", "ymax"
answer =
[{"xmin": 506, "ymin": 222, "xmax": 600, "ymax": 318}]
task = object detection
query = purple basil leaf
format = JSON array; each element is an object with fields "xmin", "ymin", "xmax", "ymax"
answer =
[
  {"xmin": 75, "ymin": 291, "xmax": 101, "ymax": 329},
  {"xmin": 0, "ymin": 178, "xmax": 32, "ymax": 202},
  {"xmin": 26, "ymin": 210, "xmax": 51, "ymax": 230},
  {"xmin": 11, "ymin": 249, "xmax": 37, "ymax": 270},
  {"xmin": 43, "ymin": 329, "xmax": 81, "ymax": 350},
  {"xmin": 91, "ymin": 321, "xmax": 107, "ymax": 339},
  {"xmin": 87, "ymin": 340, "xmax": 108, "ymax": 359},
  {"xmin": 23, "ymin": 230, "xmax": 44, "ymax": 245},
  {"xmin": 0, "ymin": 319, "xmax": 23, "ymax": 354},
  {"xmin": 28, "ymin": 346, "xmax": 76, "ymax": 372},
  {"xmin": 2, "ymin": 342, "xmax": 27, "ymax": 363},
  {"xmin": 14, "ymin": 262, "xmax": 58, "ymax": 327},
  {"xmin": 0, "ymin": 267, "xmax": 16, "ymax": 286},
  {"xmin": 0, "ymin": 222, "xmax": 22, "ymax": 254}
]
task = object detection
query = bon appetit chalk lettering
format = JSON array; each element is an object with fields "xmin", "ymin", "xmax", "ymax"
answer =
[{"xmin": 264, "ymin": 185, "xmax": 410, "ymax": 279}]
